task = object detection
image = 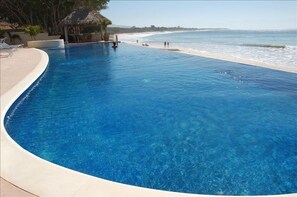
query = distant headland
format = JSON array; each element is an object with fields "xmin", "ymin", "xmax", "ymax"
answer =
[{"xmin": 108, "ymin": 25, "xmax": 228, "ymax": 34}]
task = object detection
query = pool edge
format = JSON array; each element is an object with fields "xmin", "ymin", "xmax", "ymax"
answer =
[
  {"xmin": 1, "ymin": 48, "xmax": 296, "ymax": 197},
  {"xmin": 123, "ymin": 42, "xmax": 297, "ymax": 74}
]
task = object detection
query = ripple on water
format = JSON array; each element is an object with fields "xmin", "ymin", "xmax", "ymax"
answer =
[{"xmin": 5, "ymin": 43, "xmax": 297, "ymax": 195}]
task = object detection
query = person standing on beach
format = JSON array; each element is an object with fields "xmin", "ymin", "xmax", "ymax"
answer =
[
  {"xmin": 164, "ymin": 41, "xmax": 166, "ymax": 47},
  {"xmin": 167, "ymin": 42, "xmax": 169, "ymax": 47}
]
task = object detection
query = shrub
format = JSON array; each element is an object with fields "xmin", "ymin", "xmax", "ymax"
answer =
[{"xmin": 24, "ymin": 25, "xmax": 42, "ymax": 40}]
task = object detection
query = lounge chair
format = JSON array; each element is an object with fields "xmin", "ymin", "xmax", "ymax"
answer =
[
  {"xmin": 0, "ymin": 37, "xmax": 23, "ymax": 48},
  {"xmin": 0, "ymin": 39, "xmax": 23, "ymax": 57},
  {"xmin": 0, "ymin": 42, "xmax": 24, "ymax": 49}
]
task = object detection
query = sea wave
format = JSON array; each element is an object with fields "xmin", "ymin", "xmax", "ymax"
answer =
[{"xmin": 242, "ymin": 44, "xmax": 286, "ymax": 48}]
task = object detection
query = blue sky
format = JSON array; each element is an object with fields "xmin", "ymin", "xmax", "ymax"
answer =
[{"xmin": 101, "ymin": 1, "xmax": 297, "ymax": 30}]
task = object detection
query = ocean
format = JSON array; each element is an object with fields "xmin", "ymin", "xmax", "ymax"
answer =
[{"xmin": 119, "ymin": 30, "xmax": 297, "ymax": 69}]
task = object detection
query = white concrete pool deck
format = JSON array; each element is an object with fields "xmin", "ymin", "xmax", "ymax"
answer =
[{"xmin": 1, "ymin": 47, "xmax": 297, "ymax": 197}]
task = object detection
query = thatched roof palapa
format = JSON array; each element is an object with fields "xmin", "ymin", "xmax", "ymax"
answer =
[
  {"xmin": 59, "ymin": 7, "xmax": 111, "ymax": 27},
  {"xmin": 0, "ymin": 21, "xmax": 18, "ymax": 30}
]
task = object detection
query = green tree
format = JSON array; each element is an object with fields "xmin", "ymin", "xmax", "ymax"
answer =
[{"xmin": 0, "ymin": 0, "xmax": 110, "ymax": 34}]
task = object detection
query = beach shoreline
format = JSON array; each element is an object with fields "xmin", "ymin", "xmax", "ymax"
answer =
[{"xmin": 118, "ymin": 32, "xmax": 297, "ymax": 74}]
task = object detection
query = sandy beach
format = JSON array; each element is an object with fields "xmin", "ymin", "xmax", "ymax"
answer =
[{"xmin": 118, "ymin": 32, "xmax": 297, "ymax": 74}]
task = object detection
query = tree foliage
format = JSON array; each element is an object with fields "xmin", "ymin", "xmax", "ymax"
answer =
[
  {"xmin": 24, "ymin": 25, "xmax": 42, "ymax": 39},
  {"xmin": 0, "ymin": 0, "xmax": 109, "ymax": 34}
]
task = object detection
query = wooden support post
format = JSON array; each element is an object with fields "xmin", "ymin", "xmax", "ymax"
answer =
[{"xmin": 64, "ymin": 26, "xmax": 69, "ymax": 44}]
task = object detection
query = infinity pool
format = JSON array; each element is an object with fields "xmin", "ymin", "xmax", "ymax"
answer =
[{"xmin": 5, "ymin": 43, "xmax": 297, "ymax": 195}]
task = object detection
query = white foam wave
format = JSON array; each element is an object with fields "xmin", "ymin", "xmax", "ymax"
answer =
[{"xmin": 118, "ymin": 31, "xmax": 187, "ymax": 43}]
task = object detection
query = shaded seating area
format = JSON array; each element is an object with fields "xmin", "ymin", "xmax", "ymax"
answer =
[{"xmin": 59, "ymin": 7, "xmax": 111, "ymax": 43}]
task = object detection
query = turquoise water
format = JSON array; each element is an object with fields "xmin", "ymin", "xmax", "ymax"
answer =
[
  {"xmin": 134, "ymin": 30, "xmax": 297, "ymax": 67},
  {"xmin": 146, "ymin": 30, "xmax": 297, "ymax": 46},
  {"xmin": 5, "ymin": 43, "xmax": 297, "ymax": 195}
]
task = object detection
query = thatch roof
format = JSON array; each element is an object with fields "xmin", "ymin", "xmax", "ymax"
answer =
[
  {"xmin": 0, "ymin": 21, "xmax": 18, "ymax": 30},
  {"xmin": 59, "ymin": 7, "xmax": 111, "ymax": 26}
]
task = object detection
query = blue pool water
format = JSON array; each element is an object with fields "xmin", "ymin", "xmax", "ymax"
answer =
[{"xmin": 5, "ymin": 43, "xmax": 297, "ymax": 195}]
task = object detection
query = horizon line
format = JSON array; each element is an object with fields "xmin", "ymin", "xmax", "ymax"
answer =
[{"xmin": 109, "ymin": 25, "xmax": 297, "ymax": 31}]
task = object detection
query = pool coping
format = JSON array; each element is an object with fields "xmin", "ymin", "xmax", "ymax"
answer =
[{"xmin": 1, "ymin": 47, "xmax": 296, "ymax": 197}]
